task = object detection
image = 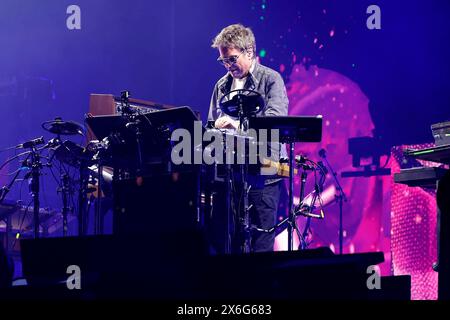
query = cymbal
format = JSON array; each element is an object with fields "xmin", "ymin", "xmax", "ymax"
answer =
[
  {"xmin": 42, "ymin": 117, "xmax": 85, "ymax": 136},
  {"xmin": 219, "ymin": 89, "xmax": 264, "ymax": 118}
]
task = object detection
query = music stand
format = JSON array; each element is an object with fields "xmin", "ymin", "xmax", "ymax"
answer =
[{"xmin": 248, "ymin": 115, "xmax": 323, "ymax": 251}]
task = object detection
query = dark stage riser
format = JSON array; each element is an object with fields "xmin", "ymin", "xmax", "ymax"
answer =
[{"xmin": 5, "ymin": 235, "xmax": 411, "ymax": 300}]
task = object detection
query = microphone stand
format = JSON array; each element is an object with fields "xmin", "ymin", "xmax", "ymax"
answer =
[
  {"xmin": 319, "ymin": 150, "xmax": 347, "ymax": 254},
  {"xmin": 237, "ymin": 94, "xmax": 252, "ymax": 253},
  {"xmin": 29, "ymin": 146, "xmax": 42, "ymax": 239},
  {"xmin": 0, "ymin": 139, "xmax": 46, "ymax": 239},
  {"xmin": 61, "ymin": 172, "xmax": 70, "ymax": 236},
  {"xmin": 287, "ymin": 142, "xmax": 295, "ymax": 251},
  {"xmin": 0, "ymin": 157, "xmax": 30, "ymax": 204},
  {"xmin": 53, "ymin": 135, "xmax": 71, "ymax": 237},
  {"xmin": 78, "ymin": 158, "xmax": 89, "ymax": 236},
  {"xmin": 295, "ymin": 156, "xmax": 315, "ymax": 250},
  {"xmin": 120, "ymin": 91, "xmax": 144, "ymax": 177}
]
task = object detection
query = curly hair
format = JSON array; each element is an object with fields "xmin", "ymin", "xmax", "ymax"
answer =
[{"xmin": 212, "ymin": 24, "xmax": 256, "ymax": 57}]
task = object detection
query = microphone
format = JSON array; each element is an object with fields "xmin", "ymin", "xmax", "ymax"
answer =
[
  {"xmin": 318, "ymin": 148, "xmax": 326, "ymax": 158},
  {"xmin": 16, "ymin": 136, "xmax": 45, "ymax": 149},
  {"xmin": 295, "ymin": 154, "xmax": 307, "ymax": 163},
  {"xmin": 294, "ymin": 155, "xmax": 314, "ymax": 170}
]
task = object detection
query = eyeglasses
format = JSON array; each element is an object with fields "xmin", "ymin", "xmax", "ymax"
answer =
[{"xmin": 217, "ymin": 51, "xmax": 244, "ymax": 66}]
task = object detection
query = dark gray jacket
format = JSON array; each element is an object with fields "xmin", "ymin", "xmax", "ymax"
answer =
[{"xmin": 208, "ymin": 62, "xmax": 289, "ymax": 184}]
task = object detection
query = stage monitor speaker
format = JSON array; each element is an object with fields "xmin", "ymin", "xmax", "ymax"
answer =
[
  {"xmin": 20, "ymin": 232, "xmax": 208, "ymax": 299},
  {"xmin": 18, "ymin": 237, "xmax": 410, "ymax": 300}
]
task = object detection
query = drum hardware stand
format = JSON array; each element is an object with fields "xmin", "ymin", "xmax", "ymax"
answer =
[
  {"xmin": 119, "ymin": 90, "xmax": 145, "ymax": 177},
  {"xmin": 237, "ymin": 94, "xmax": 252, "ymax": 253},
  {"xmin": 240, "ymin": 163, "xmax": 252, "ymax": 253},
  {"xmin": 41, "ymin": 117, "xmax": 87, "ymax": 236},
  {"xmin": 225, "ymin": 164, "xmax": 232, "ymax": 254},
  {"xmin": 51, "ymin": 133, "xmax": 71, "ymax": 237},
  {"xmin": 77, "ymin": 160, "xmax": 90, "ymax": 236},
  {"xmin": 286, "ymin": 141, "xmax": 302, "ymax": 251},
  {"xmin": 91, "ymin": 142, "xmax": 108, "ymax": 235},
  {"xmin": 56, "ymin": 172, "xmax": 70, "ymax": 236},
  {"xmin": 319, "ymin": 149, "xmax": 347, "ymax": 254},
  {"xmin": 50, "ymin": 133, "xmax": 72, "ymax": 237},
  {"xmin": 295, "ymin": 155, "xmax": 315, "ymax": 250},
  {"xmin": 25, "ymin": 137, "xmax": 52, "ymax": 239},
  {"xmin": 82, "ymin": 139, "xmax": 107, "ymax": 235},
  {"xmin": 29, "ymin": 144, "xmax": 44, "ymax": 239},
  {"xmin": 95, "ymin": 163, "xmax": 103, "ymax": 234}
]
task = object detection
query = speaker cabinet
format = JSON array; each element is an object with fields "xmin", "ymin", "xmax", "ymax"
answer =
[{"xmin": 113, "ymin": 171, "xmax": 201, "ymax": 236}]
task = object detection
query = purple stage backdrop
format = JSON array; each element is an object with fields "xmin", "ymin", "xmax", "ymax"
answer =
[{"xmin": 1, "ymin": 0, "xmax": 449, "ymax": 299}]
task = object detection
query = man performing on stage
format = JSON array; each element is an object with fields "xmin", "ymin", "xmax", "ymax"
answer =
[{"xmin": 208, "ymin": 24, "xmax": 289, "ymax": 252}]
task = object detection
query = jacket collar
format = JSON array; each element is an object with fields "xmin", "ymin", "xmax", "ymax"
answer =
[{"xmin": 218, "ymin": 60, "xmax": 261, "ymax": 95}]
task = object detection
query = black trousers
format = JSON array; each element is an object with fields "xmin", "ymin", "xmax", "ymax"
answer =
[{"xmin": 248, "ymin": 181, "xmax": 281, "ymax": 252}]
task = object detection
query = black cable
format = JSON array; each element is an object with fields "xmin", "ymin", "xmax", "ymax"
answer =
[
  {"xmin": 305, "ymin": 158, "xmax": 328, "ymax": 178},
  {"xmin": 0, "ymin": 169, "xmax": 22, "ymax": 176},
  {"xmin": 48, "ymin": 162, "xmax": 61, "ymax": 186},
  {"xmin": 61, "ymin": 161, "xmax": 71, "ymax": 179},
  {"xmin": 0, "ymin": 145, "xmax": 16, "ymax": 153},
  {"xmin": 137, "ymin": 108, "xmax": 153, "ymax": 129},
  {"xmin": 0, "ymin": 151, "xmax": 31, "ymax": 172}
]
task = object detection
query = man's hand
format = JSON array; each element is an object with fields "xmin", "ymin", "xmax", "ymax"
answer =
[{"xmin": 214, "ymin": 116, "xmax": 239, "ymax": 129}]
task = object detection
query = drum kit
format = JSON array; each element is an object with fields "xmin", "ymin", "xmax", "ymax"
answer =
[
  {"xmin": 0, "ymin": 90, "xmax": 333, "ymax": 254},
  {"xmin": 0, "ymin": 117, "xmax": 97, "ymax": 243}
]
